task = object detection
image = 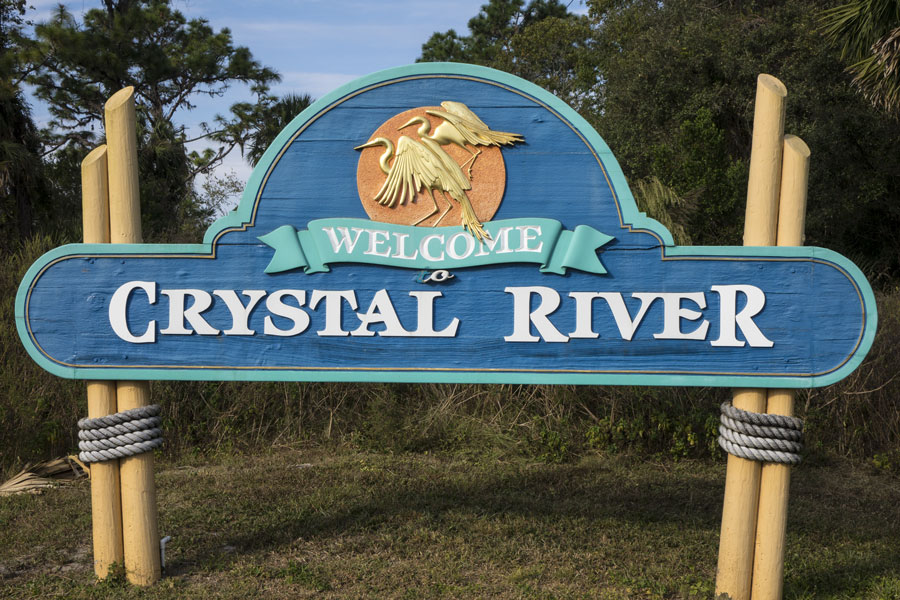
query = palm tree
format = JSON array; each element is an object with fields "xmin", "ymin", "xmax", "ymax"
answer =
[
  {"xmin": 246, "ymin": 93, "xmax": 314, "ymax": 166},
  {"xmin": 822, "ymin": 1, "xmax": 900, "ymax": 114}
]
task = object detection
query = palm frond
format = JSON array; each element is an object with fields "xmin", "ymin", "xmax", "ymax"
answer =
[
  {"xmin": 821, "ymin": 1, "xmax": 900, "ymax": 113},
  {"xmin": 0, "ymin": 457, "xmax": 88, "ymax": 496},
  {"xmin": 632, "ymin": 176, "xmax": 692, "ymax": 246}
]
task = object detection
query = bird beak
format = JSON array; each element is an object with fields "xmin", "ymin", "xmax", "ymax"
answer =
[
  {"xmin": 354, "ymin": 140, "xmax": 380, "ymax": 151},
  {"xmin": 398, "ymin": 118, "xmax": 418, "ymax": 131}
]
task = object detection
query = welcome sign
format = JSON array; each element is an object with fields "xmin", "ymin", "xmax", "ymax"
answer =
[{"xmin": 16, "ymin": 64, "xmax": 876, "ymax": 387}]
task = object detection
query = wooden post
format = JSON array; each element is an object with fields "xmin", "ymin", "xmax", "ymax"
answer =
[
  {"xmin": 82, "ymin": 146, "xmax": 111, "ymax": 244},
  {"xmin": 116, "ymin": 381, "xmax": 160, "ymax": 585},
  {"xmin": 715, "ymin": 74, "xmax": 787, "ymax": 600},
  {"xmin": 105, "ymin": 87, "xmax": 161, "ymax": 586},
  {"xmin": 751, "ymin": 134, "xmax": 810, "ymax": 600},
  {"xmin": 82, "ymin": 146, "xmax": 125, "ymax": 579}
]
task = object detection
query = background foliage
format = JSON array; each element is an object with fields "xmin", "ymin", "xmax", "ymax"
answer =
[{"xmin": 1, "ymin": 0, "xmax": 900, "ymax": 475}]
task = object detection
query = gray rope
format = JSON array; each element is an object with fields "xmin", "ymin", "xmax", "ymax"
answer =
[
  {"xmin": 78, "ymin": 405, "xmax": 163, "ymax": 463},
  {"xmin": 717, "ymin": 401, "xmax": 803, "ymax": 465},
  {"xmin": 79, "ymin": 405, "xmax": 160, "ymax": 429},
  {"xmin": 78, "ymin": 416, "xmax": 161, "ymax": 440}
]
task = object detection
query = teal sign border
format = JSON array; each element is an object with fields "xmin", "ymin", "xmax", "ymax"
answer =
[{"xmin": 15, "ymin": 63, "xmax": 878, "ymax": 387}]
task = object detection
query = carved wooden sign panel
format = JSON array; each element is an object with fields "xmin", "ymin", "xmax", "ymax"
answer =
[{"xmin": 16, "ymin": 64, "xmax": 877, "ymax": 387}]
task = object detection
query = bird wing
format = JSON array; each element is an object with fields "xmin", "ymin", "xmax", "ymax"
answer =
[
  {"xmin": 418, "ymin": 138, "xmax": 471, "ymax": 199},
  {"xmin": 373, "ymin": 136, "xmax": 441, "ymax": 207},
  {"xmin": 427, "ymin": 101, "xmax": 524, "ymax": 147},
  {"xmin": 440, "ymin": 101, "xmax": 491, "ymax": 130}
]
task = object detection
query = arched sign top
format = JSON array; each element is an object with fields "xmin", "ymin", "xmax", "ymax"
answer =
[
  {"xmin": 16, "ymin": 63, "xmax": 877, "ymax": 387},
  {"xmin": 206, "ymin": 63, "xmax": 674, "ymax": 249}
]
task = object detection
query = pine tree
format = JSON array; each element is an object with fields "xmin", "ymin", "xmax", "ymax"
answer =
[{"xmin": 24, "ymin": 0, "xmax": 279, "ymax": 240}]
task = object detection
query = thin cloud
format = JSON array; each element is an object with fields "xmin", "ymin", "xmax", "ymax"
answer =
[
  {"xmin": 274, "ymin": 71, "xmax": 360, "ymax": 98},
  {"xmin": 234, "ymin": 20, "xmax": 410, "ymax": 40}
]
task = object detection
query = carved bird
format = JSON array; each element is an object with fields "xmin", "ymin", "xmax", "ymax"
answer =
[
  {"xmin": 354, "ymin": 135, "xmax": 490, "ymax": 241},
  {"xmin": 399, "ymin": 101, "xmax": 524, "ymax": 178}
]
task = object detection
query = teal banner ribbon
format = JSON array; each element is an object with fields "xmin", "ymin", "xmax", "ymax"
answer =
[{"xmin": 258, "ymin": 218, "xmax": 613, "ymax": 275}]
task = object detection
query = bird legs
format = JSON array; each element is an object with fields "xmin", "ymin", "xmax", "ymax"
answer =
[
  {"xmin": 458, "ymin": 147, "xmax": 482, "ymax": 179},
  {"xmin": 413, "ymin": 190, "xmax": 490, "ymax": 244},
  {"xmin": 413, "ymin": 189, "xmax": 453, "ymax": 227}
]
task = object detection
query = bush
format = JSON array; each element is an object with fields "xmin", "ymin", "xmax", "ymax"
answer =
[{"xmin": 2, "ymin": 236, "xmax": 899, "ymax": 473}]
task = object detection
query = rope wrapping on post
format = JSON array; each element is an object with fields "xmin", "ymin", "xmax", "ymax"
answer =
[
  {"xmin": 717, "ymin": 401, "xmax": 803, "ymax": 465},
  {"xmin": 78, "ymin": 405, "xmax": 163, "ymax": 463}
]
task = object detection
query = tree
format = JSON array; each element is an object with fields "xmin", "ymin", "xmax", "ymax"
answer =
[
  {"xmin": 0, "ymin": 0, "xmax": 50, "ymax": 248},
  {"xmin": 245, "ymin": 92, "xmax": 314, "ymax": 167},
  {"xmin": 822, "ymin": 0, "xmax": 900, "ymax": 114},
  {"xmin": 590, "ymin": 0, "xmax": 900, "ymax": 284},
  {"xmin": 419, "ymin": 0, "xmax": 600, "ymax": 117},
  {"xmin": 420, "ymin": 0, "xmax": 573, "ymax": 64},
  {"xmin": 24, "ymin": 0, "xmax": 279, "ymax": 240},
  {"xmin": 425, "ymin": 0, "xmax": 900, "ymax": 286}
]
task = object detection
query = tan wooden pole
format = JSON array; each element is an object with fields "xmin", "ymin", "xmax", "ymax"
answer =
[
  {"xmin": 751, "ymin": 134, "xmax": 810, "ymax": 600},
  {"xmin": 105, "ymin": 86, "xmax": 161, "ymax": 586},
  {"xmin": 742, "ymin": 75, "xmax": 787, "ymax": 248},
  {"xmin": 715, "ymin": 74, "xmax": 787, "ymax": 600},
  {"xmin": 82, "ymin": 145, "xmax": 125, "ymax": 578},
  {"xmin": 82, "ymin": 146, "xmax": 111, "ymax": 244}
]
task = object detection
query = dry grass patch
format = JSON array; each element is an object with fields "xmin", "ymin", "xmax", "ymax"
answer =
[{"xmin": 1, "ymin": 448, "xmax": 898, "ymax": 598}]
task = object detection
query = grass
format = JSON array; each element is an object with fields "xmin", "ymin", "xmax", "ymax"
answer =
[{"xmin": 1, "ymin": 447, "xmax": 899, "ymax": 599}]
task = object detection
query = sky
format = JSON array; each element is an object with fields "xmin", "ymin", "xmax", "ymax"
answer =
[{"xmin": 26, "ymin": 0, "xmax": 502, "ymax": 205}]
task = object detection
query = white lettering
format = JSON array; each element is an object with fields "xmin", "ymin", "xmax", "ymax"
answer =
[
  {"xmin": 446, "ymin": 232, "xmax": 476, "ymax": 260},
  {"xmin": 566, "ymin": 292, "xmax": 659, "ymax": 341},
  {"xmin": 391, "ymin": 232, "xmax": 419, "ymax": 260},
  {"xmin": 364, "ymin": 229, "xmax": 392, "ymax": 257},
  {"xmin": 420, "ymin": 233, "xmax": 445, "ymax": 262},
  {"xmin": 568, "ymin": 292, "xmax": 600, "ymax": 339},
  {"xmin": 710, "ymin": 285, "xmax": 774, "ymax": 347},
  {"xmin": 475, "ymin": 227, "xmax": 513, "ymax": 256},
  {"xmin": 263, "ymin": 290, "xmax": 310, "ymax": 336},
  {"xmin": 653, "ymin": 292, "xmax": 710, "ymax": 340},
  {"xmin": 159, "ymin": 289, "xmax": 219, "ymax": 335},
  {"xmin": 322, "ymin": 226, "xmax": 365, "ymax": 254},
  {"xmin": 601, "ymin": 293, "xmax": 658, "ymax": 341},
  {"xmin": 308, "ymin": 290, "xmax": 358, "ymax": 336},
  {"xmin": 409, "ymin": 291, "xmax": 459, "ymax": 337},
  {"xmin": 351, "ymin": 289, "xmax": 412, "ymax": 337},
  {"xmin": 504, "ymin": 286, "xmax": 568, "ymax": 342},
  {"xmin": 214, "ymin": 290, "xmax": 266, "ymax": 335},
  {"xmin": 109, "ymin": 281, "xmax": 157, "ymax": 343},
  {"xmin": 516, "ymin": 226, "xmax": 543, "ymax": 253}
]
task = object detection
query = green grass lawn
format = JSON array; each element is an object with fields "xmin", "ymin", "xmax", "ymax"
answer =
[{"xmin": 1, "ymin": 448, "xmax": 898, "ymax": 599}]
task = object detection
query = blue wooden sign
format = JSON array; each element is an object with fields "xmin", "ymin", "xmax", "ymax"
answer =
[{"xmin": 16, "ymin": 63, "xmax": 876, "ymax": 387}]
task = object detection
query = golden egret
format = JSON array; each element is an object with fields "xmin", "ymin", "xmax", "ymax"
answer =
[
  {"xmin": 400, "ymin": 101, "xmax": 524, "ymax": 178},
  {"xmin": 354, "ymin": 136, "xmax": 491, "ymax": 241}
]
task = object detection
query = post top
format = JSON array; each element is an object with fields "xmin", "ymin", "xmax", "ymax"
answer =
[
  {"xmin": 757, "ymin": 74, "xmax": 787, "ymax": 97},
  {"xmin": 105, "ymin": 86, "xmax": 135, "ymax": 112},
  {"xmin": 81, "ymin": 144, "xmax": 108, "ymax": 170},
  {"xmin": 784, "ymin": 134, "xmax": 811, "ymax": 158}
]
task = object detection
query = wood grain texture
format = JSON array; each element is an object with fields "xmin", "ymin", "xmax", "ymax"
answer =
[
  {"xmin": 15, "ymin": 66, "xmax": 876, "ymax": 388},
  {"xmin": 82, "ymin": 146, "xmax": 110, "ymax": 244},
  {"xmin": 716, "ymin": 389, "xmax": 768, "ymax": 600},
  {"xmin": 751, "ymin": 134, "xmax": 811, "ymax": 600},
  {"xmin": 20, "ymin": 245, "xmax": 868, "ymax": 380},
  {"xmin": 105, "ymin": 88, "xmax": 159, "ymax": 587},
  {"xmin": 86, "ymin": 381, "xmax": 124, "ymax": 578},
  {"xmin": 82, "ymin": 145, "xmax": 125, "ymax": 580},
  {"xmin": 117, "ymin": 381, "xmax": 160, "ymax": 586},
  {"xmin": 717, "ymin": 74, "xmax": 787, "ymax": 600},
  {"xmin": 743, "ymin": 74, "xmax": 786, "ymax": 247},
  {"xmin": 104, "ymin": 88, "xmax": 141, "ymax": 245}
]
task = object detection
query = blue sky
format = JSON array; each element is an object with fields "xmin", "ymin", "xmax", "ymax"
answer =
[{"xmin": 27, "ymin": 0, "xmax": 500, "ymax": 200}]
